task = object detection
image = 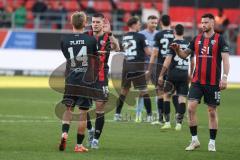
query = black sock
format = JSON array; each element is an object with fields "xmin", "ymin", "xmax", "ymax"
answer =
[
  {"xmin": 87, "ymin": 113, "xmax": 92, "ymax": 130},
  {"xmin": 62, "ymin": 123, "xmax": 70, "ymax": 133},
  {"xmin": 163, "ymin": 101, "xmax": 170, "ymax": 122},
  {"xmin": 210, "ymin": 129, "xmax": 217, "ymax": 140},
  {"xmin": 116, "ymin": 95, "xmax": 126, "ymax": 114},
  {"xmin": 77, "ymin": 134, "xmax": 85, "ymax": 145},
  {"xmin": 143, "ymin": 94, "xmax": 152, "ymax": 116},
  {"xmin": 157, "ymin": 98, "xmax": 163, "ymax": 122},
  {"xmin": 94, "ymin": 113, "xmax": 105, "ymax": 140},
  {"xmin": 172, "ymin": 95, "xmax": 179, "ymax": 113},
  {"xmin": 176, "ymin": 103, "xmax": 186, "ymax": 124},
  {"xmin": 190, "ymin": 126, "xmax": 197, "ymax": 136}
]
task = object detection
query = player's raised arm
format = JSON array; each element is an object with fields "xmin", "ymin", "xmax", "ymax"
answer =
[
  {"xmin": 110, "ymin": 34, "xmax": 120, "ymax": 51},
  {"xmin": 170, "ymin": 43, "xmax": 192, "ymax": 59},
  {"xmin": 103, "ymin": 17, "xmax": 120, "ymax": 52}
]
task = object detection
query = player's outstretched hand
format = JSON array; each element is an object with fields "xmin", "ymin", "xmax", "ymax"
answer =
[
  {"xmin": 103, "ymin": 18, "xmax": 111, "ymax": 33},
  {"xmin": 219, "ymin": 77, "xmax": 227, "ymax": 90},
  {"xmin": 170, "ymin": 43, "xmax": 180, "ymax": 52}
]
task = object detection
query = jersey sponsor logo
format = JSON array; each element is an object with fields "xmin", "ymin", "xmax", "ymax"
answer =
[
  {"xmin": 100, "ymin": 40, "xmax": 106, "ymax": 46},
  {"xmin": 199, "ymin": 46, "xmax": 212, "ymax": 58},
  {"xmin": 211, "ymin": 40, "xmax": 216, "ymax": 45}
]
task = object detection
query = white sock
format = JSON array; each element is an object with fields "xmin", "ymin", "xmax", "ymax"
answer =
[
  {"xmin": 165, "ymin": 122, "xmax": 170, "ymax": 125},
  {"xmin": 93, "ymin": 138, "xmax": 99, "ymax": 143},
  {"xmin": 192, "ymin": 135, "xmax": 198, "ymax": 141},
  {"xmin": 62, "ymin": 132, "xmax": 68, "ymax": 138},
  {"xmin": 77, "ymin": 144, "xmax": 82, "ymax": 147},
  {"xmin": 88, "ymin": 127, "xmax": 94, "ymax": 132},
  {"xmin": 209, "ymin": 139, "xmax": 215, "ymax": 144}
]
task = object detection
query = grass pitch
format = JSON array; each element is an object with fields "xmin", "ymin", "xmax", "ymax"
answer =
[{"xmin": 0, "ymin": 76, "xmax": 239, "ymax": 160}]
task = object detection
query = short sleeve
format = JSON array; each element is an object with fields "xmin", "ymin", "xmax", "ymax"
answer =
[
  {"xmin": 219, "ymin": 35, "xmax": 229, "ymax": 53},
  {"xmin": 187, "ymin": 37, "xmax": 196, "ymax": 51},
  {"xmin": 140, "ymin": 34, "xmax": 148, "ymax": 49},
  {"xmin": 153, "ymin": 33, "xmax": 160, "ymax": 49},
  {"xmin": 91, "ymin": 38, "xmax": 98, "ymax": 56},
  {"xmin": 60, "ymin": 37, "xmax": 69, "ymax": 59}
]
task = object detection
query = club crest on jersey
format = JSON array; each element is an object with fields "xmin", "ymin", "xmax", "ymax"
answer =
[
  {"xmin": 100, "ymin": 40, "xmax": 106, "ymax": 45},
  {"xmin": 211, "ymin": 40, "xmax": 216, "ymax": 45}
]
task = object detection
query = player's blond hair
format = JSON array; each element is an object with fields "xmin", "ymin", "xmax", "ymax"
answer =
[{"xmin": 71, "ymin": 11, "xmax": 87, "ymax": 29}]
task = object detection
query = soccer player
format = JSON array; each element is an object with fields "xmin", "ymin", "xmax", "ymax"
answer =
[
  {"xmin": 149, "ymin": 15, "xmax": 175, "ymax": 126},
  {"xmin": 135, "ymin": 15, "xmax": 159, "ymax": 122},
  {"xmin": 158, "ymin": 24, "xmax": 194, "ymax": 131},
  {"xmin": 114, "ymin": 16, "xmax": 152, "ymax": 121},
  {"xmin": 86, "ymin": 13, "xmax": 120, "ymax": 149},
  {"xmin": 171, "ymin": 13, "xmax": 230, "ymax": 152},
  {"xmin": 58, "ymin": 11, "xmax": 98, "ymax": 152}
]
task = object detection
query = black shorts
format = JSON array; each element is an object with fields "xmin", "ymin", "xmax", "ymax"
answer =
[
  {"xmin": 167, "ymin": 69, "xmax": 189, "ymax": 96},
  {"xmin": 121, "ymin": 61, "xmax": 147, "ymax": 90},
  {"xmin": 62, "ymin": 95, "xmax": 92, "ymax": 110},
  {"xmin": 121, "ymin": 71, "xmax": 147, "ymax": 90},
  {"xmin": 188, "ymin": 82, "xmax": 221, "ymax": 106},
  {"xmin": 94, "ymin": 80, "xmax": 109, "ymax": 101},
  {"xmin": 167, "ymin": 80, "xmax": 189, "ymax": 96}
]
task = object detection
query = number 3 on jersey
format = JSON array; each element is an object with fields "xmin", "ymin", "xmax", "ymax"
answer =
[
  {"xmin": 160, "ymin": 38, "xmax": 169, "ymax": 55},
  {"xmin": 68, "ymin": 46, "xmax": 87, "ymax": 67}
]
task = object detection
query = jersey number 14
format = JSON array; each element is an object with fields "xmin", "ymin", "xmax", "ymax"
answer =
[{"xmin": 68, "ymin": 46, "xmax": 87, "ymax": 67}]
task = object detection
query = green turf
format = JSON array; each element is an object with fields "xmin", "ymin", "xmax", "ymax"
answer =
[{"xmin": 0, "ymin": 86, "xmax": 239, "ymax": 160}]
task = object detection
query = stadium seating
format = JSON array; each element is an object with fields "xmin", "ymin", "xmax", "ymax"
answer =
[{"xmin": 1, "ymin": 0, "xmax": 239, "ymax": 30}]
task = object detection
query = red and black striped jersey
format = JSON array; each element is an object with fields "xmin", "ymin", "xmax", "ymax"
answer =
[
  {"xmin": 86, "ymin": 31, "xmax": 111, "ymax": 82},
  {"xmin": 188, "ymin": 33, "xmax": 229, "ymax": 85}
]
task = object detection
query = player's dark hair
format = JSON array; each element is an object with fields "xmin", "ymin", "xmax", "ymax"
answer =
[
  {"xmin": 201, "ymin": 13, "xmax": 215, "ymax": 20},
  {"xmin": 92, "ymin": 12, "xmax": 105, "ymax": 19},
  {"xmin": 127, "ymin": 16, "xmax": 140, "ymax": 27},
  {"xmin": 71, "ymin": 11, "xmax": 86, "ymax": 29},
  {"xmin": 161, "ymin": 15, "xmax": 170, "ymax": 26},
  {"xmin": 175, "ymin": 24, "xmax": 184, "ymax": 36},
  {"xmin": 147, "ymin": 15, "xmax": 158, "ymax": 20}
]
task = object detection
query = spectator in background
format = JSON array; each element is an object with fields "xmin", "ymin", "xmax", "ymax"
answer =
[
  {"xmin": 14, "ymin": 2, "xmax": 26, "ymax": 28},
  {"xmin": 110, "ymin": 0, "xmax": 125, "ymax": 30},
  {"xmin": 215, "ymin": 8, "xmax": 230, "ymax": 34},
  {"xmin": 85, "ymin": 0, "xmax": 96, "ymax": 15},
  {"xmin": 55, "ymin": 1, "xmax": 67, "ymax": 29},
  {"xmin": 0, "ymin": 5, "xmax": 13, "ymax": 28},
  {"xmin": 131, "ymin": 3, "xmax": 142, "ymax": 17},
  {"xmin": 141, "ymin": 3, "xmax": 160, "ymax": 24},
  {"xmin": 45, "ymin": 2, "xmax": 55, "ymax": 28},
  {"xmin": 32, "ymin": 0, "xmax": 47, "ymax": 20}
]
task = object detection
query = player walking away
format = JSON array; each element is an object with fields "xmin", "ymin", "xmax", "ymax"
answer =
[
  {"xmin": 149, "ymin": 15, "xmax": 175, "ymax": 126},
  {"xmin": 135, "ymin": 15, "xmax": 159, "ymax": 123},
  {"xmin": 58, "ymin": 11, "xmax": 98, "ymax": 152},
  {"xmin": 171, "ymin": 13, "xmax": 230, "ymax": 152},
  {"xmin": 158, "ymin": 24, "xmax": 194, "ymax": 131},
  {"xmin": 114, "ymin": 16, "xmax": 152, "ymax": 121},
  {"xmin": 86, "ymin": 13, "xmax": 120, "ymax": 149}
]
